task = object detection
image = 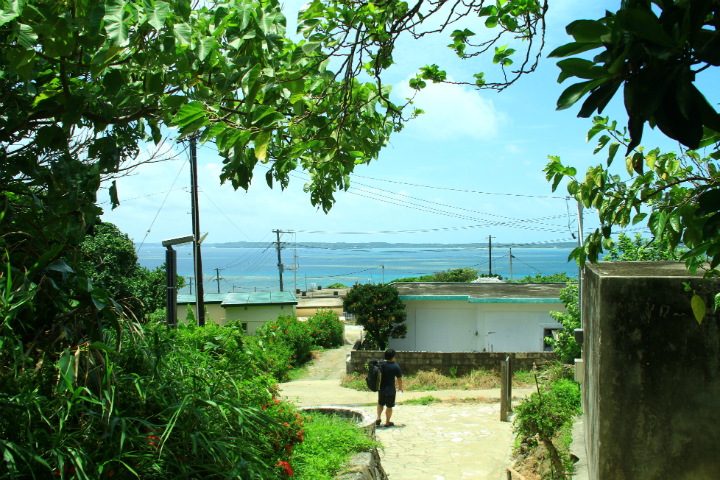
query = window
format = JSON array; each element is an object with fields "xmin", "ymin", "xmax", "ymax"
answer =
[
  {"xmin": 543, "ymin": 328, "xmax": 559, "ymax": 351},
  {"xmin": 241, "ymin": 322, "xmax": 248, "ymax": 333}
]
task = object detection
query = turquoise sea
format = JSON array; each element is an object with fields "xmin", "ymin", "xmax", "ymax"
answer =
[{"xmin": 137, "ymin": 244, "xmax": 584, "ymax": 294}]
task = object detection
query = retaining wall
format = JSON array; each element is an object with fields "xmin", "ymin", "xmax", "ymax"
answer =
[{"xmin": 346, "ymin": 350, "xmax": 558, "ymax": 375}]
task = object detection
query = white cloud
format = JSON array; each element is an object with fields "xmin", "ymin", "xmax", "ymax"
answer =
[{"xmin": 396, "ymin": 76, "xmax": 506, "ymax": 140}]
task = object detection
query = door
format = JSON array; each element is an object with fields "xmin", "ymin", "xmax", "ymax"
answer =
[{"xmin": 416, "ymin": 308, "xmax": 476, "ymax": 352}]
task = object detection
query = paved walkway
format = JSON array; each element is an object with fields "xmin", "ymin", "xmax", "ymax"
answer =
[{"xmin": 280, "ymin": 343, "xmax": 534, "ymax": 480}]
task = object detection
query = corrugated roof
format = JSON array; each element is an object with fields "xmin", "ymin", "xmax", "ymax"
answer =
[
  {"xmin": 222, "ymin": 291, "xmax": 297, "ymax": 307},
  {"xmin": 176, "ymin": 292, "xmax": 297, "ymax": 306},
  {"xmin": 392, "ymin": 282, "xmax": 565, "ymax": 300}
]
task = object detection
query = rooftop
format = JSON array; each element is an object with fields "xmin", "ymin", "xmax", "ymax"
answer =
[
  {"xmin": 392, "ymin": 282, "xmax": 565, "ymax": 303},
  {"xmin": 176, "ymin": 292, "xmax": 298, "ymax": 306}
]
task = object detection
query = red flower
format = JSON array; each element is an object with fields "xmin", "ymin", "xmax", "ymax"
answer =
[
  {"xmin": 274, "ymin": 398, "xmax": 280, "ymax": 405},
  {"xmin": 285, "ymin": 331, "xmax": 289, "ymax": 334},
  {"xmin": 277, "ymin": 460, "xmax": 294, "ymax": 477},
  {"xmin": 286, "ymin": 445, "xmax": 292, "ymax": 452},
  {"xmin": 262, "ymin": 405, "xmax": 267, "ymax": 410},
  {"xmin": 283, "ymin": 422, "xmax": 289, "ymax": 427},
  {"xmin": 288, "ymin": 365, "xmax": 292, "ymax": 369},
  {"xmin": 270, "ymin": 360, "xmax": 274, "ymax": 364}
]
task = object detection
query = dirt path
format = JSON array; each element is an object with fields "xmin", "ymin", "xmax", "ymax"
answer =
[{"xmin": 304, "ymin": 344, "xmax": 352, "ymax": 381}]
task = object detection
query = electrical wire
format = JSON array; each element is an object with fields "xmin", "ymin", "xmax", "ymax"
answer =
[
  {"xmin": 199, "ymin": 188, "xmax": 254, "ymax": 242},
  {"xmin": 136, "ymin": 160, "xmax": 187, "ymax": 252}
]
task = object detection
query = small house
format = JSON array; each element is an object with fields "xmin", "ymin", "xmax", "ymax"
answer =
[
  {"xmin": 388, "ymin": 282, "xmax": 567, "ymax": 352},
  {"xmin": 177, "ymin": 291, "xmax": 297, "ymax": 332}
]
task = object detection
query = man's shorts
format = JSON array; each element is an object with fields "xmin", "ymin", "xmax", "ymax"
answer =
[{"xmin": 378, "ymin": 392, "xmax": 396, "ymax": 408}]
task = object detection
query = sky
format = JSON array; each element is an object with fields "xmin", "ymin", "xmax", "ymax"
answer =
[{"xmin": 101, "ymin": 0, "xmax": 720, "ymax": 249}]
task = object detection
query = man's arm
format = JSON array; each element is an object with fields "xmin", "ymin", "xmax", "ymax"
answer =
[{"xmin": 397, "ymin": 377, "xmax": 403, "ymax": 392}]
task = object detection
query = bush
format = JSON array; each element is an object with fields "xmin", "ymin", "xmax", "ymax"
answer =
[
  {"xmin": 547, "ymin": 284, "xmax": 581, "ymax": 363},
  {"xmin": 293, "ymin": 414, "xmax": 378, "ymax": 480},
  {"xmin": 324, "ymin": 283, "xmax": 348, "ymax": 289},
  {"xmin": 507, "ymin": 272, "xmax": 577, "ymax": 283},
  {"xmin": 306, "ymin": 310, "xmax": 344, "ymax": 348}
]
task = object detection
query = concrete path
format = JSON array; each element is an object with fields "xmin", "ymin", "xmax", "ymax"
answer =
[
  {"xmin": 376, "ymin": 402, "xmax": 514, "ymax": 480},
  {"xmin": 280, "ymin": 343, "xmax": 536, "ymax": 480}
]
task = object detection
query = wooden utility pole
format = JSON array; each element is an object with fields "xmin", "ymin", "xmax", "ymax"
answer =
[
  {"xmin": 215, "ymin": 267, "xmax": 222, "ymax": 293},
  {"xmin": 509, "ymin": 248, "xmax": 513, "ymax": 281},
  {"xmin": 488, "ymin": 236, "xmax": 494, "ymax": 276},
  {"xmin": 189, "ymin": 136, "xmax": 206, "ymax": 326},
  {"xmin": 577, "ymin": 202, "xmax": 584, "ymax": 328},
  {"xmin": 382, "ymin": 264, "xmax": 385, "ymax": 284},
  {"xmin": 273, "ymin": 229, "xmax": 284, "ymax": 291}
]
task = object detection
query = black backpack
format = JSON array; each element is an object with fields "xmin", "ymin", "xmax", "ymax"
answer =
[{"xmin": 366, "ymin": 360, "xmax": 384, "ymax": 392}]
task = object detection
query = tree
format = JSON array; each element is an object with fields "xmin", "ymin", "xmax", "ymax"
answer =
[
  {"xmin": 543, "ymin": 1, "xmax": 720, "ymax": 276},
  {"xmin": 546, "ymin": 284, "xmax": 580, "ymax": 364},
  {"xmin": 392, "ymin": 267, "xmax": 479, "ymax": 283},
  {"xmin": 79, "ymin": 222, "xmax": 186, "ymax": 320},
  {"xmin": 508, "ymin": 272, "xmax": 577, "ymax": 283},
  {"xmin": 606, "ymin": 233, "xmax": 684, "ymax": 262},
  {"xmin": 343, "ymin": 284, "xmax": 407, "ymax": 350}
]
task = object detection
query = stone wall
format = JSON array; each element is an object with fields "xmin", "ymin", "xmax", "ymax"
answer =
[
  {"xmin": 582, "ymin": 262, "xmax": 720, "ymax": 480},
  {"xmin": 347, "ymin": 350, "xmax": 558, "ymax": 376}
]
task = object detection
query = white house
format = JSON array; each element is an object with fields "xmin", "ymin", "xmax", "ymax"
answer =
[
  {"xmin": 388, "ymin": 282, "xmax": 567, "ymax": 352},
  {"xmin": 177, "ymin": 291, "xmax": 297, "ymax": 332}
]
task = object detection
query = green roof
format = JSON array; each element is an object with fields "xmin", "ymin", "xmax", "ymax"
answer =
[
  {"xmin": 222, "ymin": 291, "xmax": 297, "ymax": 307},
  {"xmin": 176, "ymin": 292, "xmax": 297, "ymax": 307},
  {"xmin": 177, "ymin": 293, "xmax": 228, "ymax": 304}
]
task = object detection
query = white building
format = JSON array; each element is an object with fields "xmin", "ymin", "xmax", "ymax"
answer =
[{"xmin": 388, "ymin": 282, "xmax": 567, "ymax": 352}]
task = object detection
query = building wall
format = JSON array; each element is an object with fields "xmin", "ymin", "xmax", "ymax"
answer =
[
  {"xmin": 295, "ymin": 306, "xmax": 343, "ymax": 317},
  {"xmin": 224, "ymin": 305, "xmax": 296, "ymax": 333},
  {"xmin": 388, "ymin": 300, "xmax": 564, "ymax": 352},
  {"xmin": 180, "ymin": 303, "xmax": 226, "ymax": 326},
  {"xmin": 583, "ymin": 262, "xmax": 720, "ymax": 480}
]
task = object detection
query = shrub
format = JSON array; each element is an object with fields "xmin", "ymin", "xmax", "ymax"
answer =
[
  {"xmin": 306, "ymin": 310, "xmax": 344, "ymax": 348},
  {"xmin": 293, "ymin": 414, "xmax": 378, "ymax": 480},
  {"xmin": 547, "ymin": 284, "xmax": 581, "ymax": 363},
  {"xmin": 325, "ymin": 283, "xmax": 348, "ymax": 289}
]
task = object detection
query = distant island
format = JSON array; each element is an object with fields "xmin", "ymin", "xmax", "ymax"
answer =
[{"xmin": 205, "ymin": 241, "xmax": 581, "ymax": 249}]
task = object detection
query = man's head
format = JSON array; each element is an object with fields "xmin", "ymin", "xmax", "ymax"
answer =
[{"xmin": 384, "ymin": 349, "xmax": 396, "ymax": 361}]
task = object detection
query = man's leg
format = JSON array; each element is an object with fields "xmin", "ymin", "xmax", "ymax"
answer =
[
  {"xmin": 385, "ymin": 407, "xmax": 393, "ymax": 425},
  {"xmin": 377, "ymin": 403, "xmax": 384, "ymax": 422}
]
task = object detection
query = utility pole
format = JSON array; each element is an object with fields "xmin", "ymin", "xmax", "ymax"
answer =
[
  {"xmin": 215, "ymin": 267, "xmax": 222, "ymax": 293},
  {"xmin": 509, "ymin": 248, "xmax": 513, "ymax": 281},
  {"xmin": 294, "ymin": 249, "xmax": 298, "ymax": 293},
  {"xmin": 189, "ymin": 277, "xmax": 193, "ymax": 295},
  {"xmin": 189, "ymin": 136, "xmax": 206, "ymax": 326},
  {"xmin": 273, "ymin": 229, "xmax": 284, "ymax": 291},
  {"xmin": 382, "ymin": 264, "xmax": 385, "ymax": 284},
  {"xmin": 488, "ymin": 236, "xmax": 494, "ymax": 276}
]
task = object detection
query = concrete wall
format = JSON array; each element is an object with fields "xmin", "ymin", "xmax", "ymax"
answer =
[
  {"xmin": 347, "ymin": 350, "xmax": 558, "ymax": 376},
  {"xmin": 224, "ymin": 304, "xmax": 295, "ymax": 333},
  {"xmin": 582, "ymin": 262, "xmax": 720, "ymax": 480},
  {"xmin": 180, "ymin": 303, "xmax": 226, "ymax": 326},
  {"xmin": 296, "ymin": 306, "xmax": 343, "ymax": 318},
  {"xmin": 389, "ymin": 300, "xmax": 564, "ymax": 352}
]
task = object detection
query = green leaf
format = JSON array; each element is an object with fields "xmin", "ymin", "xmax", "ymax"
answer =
[
  {"xmin": 0, "ymin": 6, "xmax": 20, "ymax": 27},
  {"xmin": 109, "ymin": 180, "xmax": 119, "ymax": 209},
  {"xmin": 254, "ymin": 130, "xmax": 271, "ymax": 161},
  {"xmin": 691, "ymin": 295, "xmax": 705, "ymax": 325},
  {"xmin": 171, "ymin": 101, "xmax": 206, "ymax": 127},
  {"xmin": 647, "ymin": 211, "xmax": 667, "ymax": 238},
  {"xmin": 616, "ymin": 8, "xmax": 675, "ymax": 48},
  {"xmin": 89, "ymin": 341, "xmax": 116, "ymax": 353},
  {"xmin": 556, "ymin": 79, "xmax": 604, "ymax": 110},
  {"xmin": 197, "ymin": 36, "xmax": 215, "ymax": 61},
  {"xmin": 103, "ymin": 69, "xmax": 124, "ymax": 96},
  {"xmin": 174, "ymin": 22, "xmax": 191, "ymax": 45},
  {"xmin": 631, "ymin": 213, "xmax": 647, "ymax": 225},
  {"xmin": 485, "ymin": 15, "xmax": 498, "ymax": 28},
  {"xmin": 104, "ymin": 1, "xmax": 130, "ymax": 46},
  {"xmin": 607, "ymin": 142, "xmax": 620, "ymax": 166},
  {"xmin": 199, "ymin": 122, "xmax": 226, "ymax": 144},
  {"xmin": 548, "ymin": 42, "xmax": 602, "ymax": 58},
  {"xmin": 565, "ymin": 20, "xmax": 611, "ymax": 43},
  {"xmin": 593, "ymin": 135, "xmax": 610, "ymax": 154},
  {"xmin": 146, "ymin": 0, "xmax": 169, "ymax": 31},
  {"xmin": 14, "ymin": 23, "xmax": 37, "ymax": 48},
  {"xmin": 556, "ymin": 58, "xmax": 607, "ymax": 83}
]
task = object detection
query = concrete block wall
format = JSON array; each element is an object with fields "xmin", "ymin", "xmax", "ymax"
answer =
[
  {"xmin": 582, "ymin": 262, "xmax": 720, "ymax": 480},
  {"xmin": 347, "ymin": 350, "xmax": 558, "ymax": 375}
]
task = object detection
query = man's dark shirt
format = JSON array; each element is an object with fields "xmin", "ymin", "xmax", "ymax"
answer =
[{"xmin": 380, "ymin": 361, "xmax": 402, "ymax": 395}]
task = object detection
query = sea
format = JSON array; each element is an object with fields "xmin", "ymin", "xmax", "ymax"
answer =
[{"xmin": 136, "ymin": 244, "xmax": 585, "ymax": 294}]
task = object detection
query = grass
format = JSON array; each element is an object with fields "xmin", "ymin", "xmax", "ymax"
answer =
[
  {"xmin": 402, "ymin": 395, "xmax": 442, "ymax": 405},
  {"xmin": 293, "ymin": 413, "xmax": 380, "ymax": 480},
  {"xmin": 284, "ymin": 350, "xmax": 324, "ymax": 382},
  {"xmin": 341, "ymin": 368, "xmax": 536, "ymax": 392}
]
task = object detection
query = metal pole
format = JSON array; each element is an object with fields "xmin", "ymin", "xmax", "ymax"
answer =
[
  {"xmin": 165, "ymin": 246, "xmax": 177, "ymax": 330},
  {"xmin": 577, "ymin": 202, "xmax": 584, "ymax": 329},
  {"xmin": 382, "ymin": 264, "xmax": 384, "ymax": 284},
  {"xmin": 190, "ymin": 136, "xmax": 206, "ymax": 326},
  {"xmin": 294, "ymin": 249, "xmax": 298, "ymax": 293},
  {"xmin": 273, "ymin": 229, "xmax": 284, "ymax": 291},
  {"xmin": 500, "ymin": 360, "xmax": 508, "ymax": 422},
  {"xmin": 189, "ymin": 277, "xmax": 193, "ymax": 295},
  {"xmin": 215, "ymin": 267, "xmax": 221, "ymax": 293}
]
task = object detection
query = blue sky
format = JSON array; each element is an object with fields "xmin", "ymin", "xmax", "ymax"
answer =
[{"xmin": 101, "ymin": 0, "xmax": 720, "ymax": 248}]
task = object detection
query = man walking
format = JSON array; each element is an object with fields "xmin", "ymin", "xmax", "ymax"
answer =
[{"xmin": 376, "ymin": 349, "xmax": 403, "ymax": 427}]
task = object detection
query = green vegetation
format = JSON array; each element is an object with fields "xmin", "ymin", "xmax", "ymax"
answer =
[
  {"xmin": 513, "ymin": 370, "xmax": 582, "ymax": 479},
  {"xmin": 341, "ymin": 368, "xmax": 535, "ymax": 392},
  {"xmin": 392, "ymin": 267, "xmax": 479, "ymax": 283},
  {"xmin": 344, "ymin": 284, "xmax": 407, "ymax": 350},
  {"xmin": 293, "ymin": 414, "xmax": 379, "ymax": 480},
  {"xmin": 508, "ymin": 273, "xmax": 577, "ymax": 284},
  {"xmin": 325, "ymin": 283, "xmax": 349, "ymax": 289},
  {"xmin": 80, "ymin": 222, "xmax": 186, "ymax": 321},
  {"xmin": 547, "ymin": 284, "xmax": 581, "ymax": 364},
  {"xmin": 606, "ymin": 233, "xmax": 684, "ymax": 262},
  {"xmin": 402, "ymin": 395, "xmax": 443, "ymax": 406}
]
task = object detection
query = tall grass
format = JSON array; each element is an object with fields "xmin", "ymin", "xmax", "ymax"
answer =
[{"xmin": 340, "ymin": 368, "xmax": 536, "ymax": 392}]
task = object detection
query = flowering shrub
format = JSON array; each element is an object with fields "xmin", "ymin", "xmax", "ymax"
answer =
[{"xmin": 306, "ymin": 310, "xmax": 344, "ymax": 348}]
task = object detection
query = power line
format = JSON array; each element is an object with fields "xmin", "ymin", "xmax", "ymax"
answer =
[
  {"xmin": 350, "ymin": 173, "xmax": 566, "ymax": 199},
  {"xmin": 199, "ymin": 188, "xmax": 254, "ymax": 242},
  {"xmin": 136, "ymin": 160, "xmax": 187, "ymax": 252}
]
